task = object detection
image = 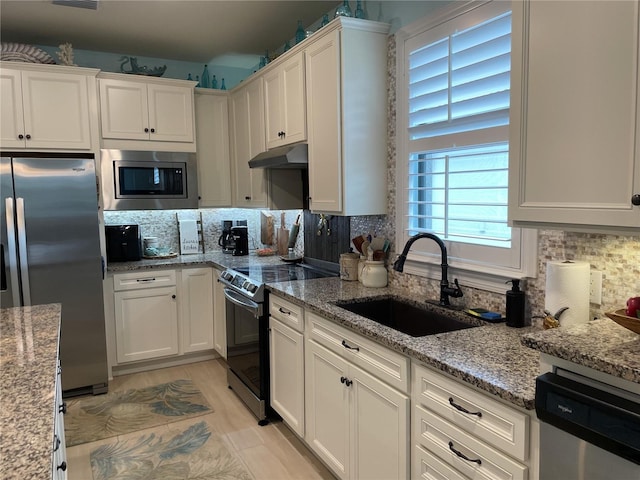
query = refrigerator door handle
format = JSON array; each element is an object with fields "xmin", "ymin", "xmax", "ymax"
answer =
[
  {"xmin": 4, "ymin": 197, "xmax": 20, "ymax": 305},
  {"xmin": 15, "ymin": 197, "xmax": 31, "ymax": 306}
]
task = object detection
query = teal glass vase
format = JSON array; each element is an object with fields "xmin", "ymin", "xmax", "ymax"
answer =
[
  {"xmin": 295, "ymin": 20, "xmax": 306, "ymax": 44},
  {"xmin": 220, "ymin": 78, "xmax": 226, "ymax": 90},
  {"xmin": 200, "ymin": 65, "xmax": 210, "ymax": 88},
  {"xmin": 212, "ymin": 75, "xmax": 218, "ymax": 89},
  {"xmin": 195, "ymin": 75, "xmax": 200, "ymax": 88},
  {"xmin": 355, "ymin": 0, "xmax": 365, "ymax": 19},
  {"xmin": 335, "ymin": 0, "xmax": 352, "ymax": 18},
  {"xmin": 320, "ymin": 13, "xmax": 330, "ymax": 27}
]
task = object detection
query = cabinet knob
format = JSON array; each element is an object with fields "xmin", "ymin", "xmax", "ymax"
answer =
[
  {"xmin": 632, "ymin": 194, "xmax": 640, "ymax": 206},
  {"xmin": 144, "ymin": 128, "xmax": 149, "ymax": 133},
  {"xmin": 25, "ymin": 134, "xmax": 31, "ymax": 140},
  {"xmin": 245, "ymin": 196, "xmax": 251, "ymax": 200},
  {"xmin": 150, "ymin": 128, "xmax": 155, "ymax": 133},
  {"xmin": 172, "ymin": 294, "xmax": 176, "ymax": 299},
  {"xmin": 57, "ymin": 461, "xmax": 67, "ymax": 472},
  {"xmin": 18, "ymin": 134, "xmax": 24, "ymax": 140}
]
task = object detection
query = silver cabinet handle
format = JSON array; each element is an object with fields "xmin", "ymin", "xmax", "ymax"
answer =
[
  {"xmin": 4, "ymin": 198, "xmax": 20, "ymax": 305},
  {"xmin": 15, "ymin": 198, "xmax": 30, "ymax": 305}
]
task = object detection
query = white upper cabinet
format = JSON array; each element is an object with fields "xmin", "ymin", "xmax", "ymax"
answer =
[
  {"xmin": 195, "ymin": 89, "xmax": 232, "ymax": 207},
  {"xmin": 305, "ymin": 18, "xmax": 390, "ymax": 215},
  {"xmin": 509, "ymin": 1, "xmax": 640, "ymax": 231},
  {"xmin": 0, "ymin": 63, "xmax": 97, "ymax": 150},
  {"xmin": 263, "ymin": 51, "xmax": 306, "ymax": 148},
  {"xmin": 229, "ymin": 76, "xmax": 267, "ymax": 207},
  {"xmin": 98, "ymin": 73, "xmax": 196, "ymax": 149}
]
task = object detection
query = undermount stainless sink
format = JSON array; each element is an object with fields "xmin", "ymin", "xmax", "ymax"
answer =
[{"xmin": 333, "ymin": 297, "xmax": 478, "ymax": 337}]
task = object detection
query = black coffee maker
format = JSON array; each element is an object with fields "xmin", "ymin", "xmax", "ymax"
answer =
[
  {"xmin": 218, "ymin": 220, "xmax": 235, "ymax": 254},
  {"xmin": 231, "ymin": 226, "xmax": 249, "ymax": 256}
]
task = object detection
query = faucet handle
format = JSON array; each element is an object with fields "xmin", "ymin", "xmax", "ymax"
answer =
[{"xmin": 450, "ymin": 278, "xmax": 464, "ymax": 298}]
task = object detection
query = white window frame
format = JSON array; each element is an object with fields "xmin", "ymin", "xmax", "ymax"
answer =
[{"xmin": 395, "ymin": 0, "xmax": 537, "ymax": 293}]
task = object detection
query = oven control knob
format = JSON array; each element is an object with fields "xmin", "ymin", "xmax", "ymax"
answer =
[
  {"xmin": 222, "ymin": 272, "xmax": 232, "ymax": 281},
  {"xmin": 248, "ymin": 284, "xmax": 258, "ymax": 293}
]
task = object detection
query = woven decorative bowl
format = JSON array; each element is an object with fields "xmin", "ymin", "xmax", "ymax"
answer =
[{"xmin": 605, "ymin": 309, "xmax": 640, "ymax": 334}]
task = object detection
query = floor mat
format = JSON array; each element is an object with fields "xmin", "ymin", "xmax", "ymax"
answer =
[
  {"xmin": 65, "ymin": 379, "xmax": 212, "ymax": 447},
  {"xmin": 90, "ymin": 419, "xmax": 253, "ymax": 480}
]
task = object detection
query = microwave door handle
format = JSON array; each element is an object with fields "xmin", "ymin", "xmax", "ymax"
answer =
[
  {"xmin": 4, "ymin": 197, "xmax": 20, "ymax": 305},
  {"xmin": 15, "ymin": 198, "xmax": 31, "ymax": 306},
  {"xmin": 223, "ymin": 288, "xmax": 260, "ymax": 316}
]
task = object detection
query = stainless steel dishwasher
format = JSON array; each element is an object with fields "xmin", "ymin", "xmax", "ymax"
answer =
[{"xmin": 536, "ymin": 368, "xmax": 640, "ymax": 479}]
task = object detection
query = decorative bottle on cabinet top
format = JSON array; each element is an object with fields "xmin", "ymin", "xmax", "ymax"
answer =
[
  {"xmin": 200, "ymin": 64, "xmax": 210, "ymax": 88},
  {"xmin": 295, "ymin": 20, "xmax": 306, "ymax": 44},
  {"xmin": 335, "ymin": 0, "xmax": 352, "ymax": 18},
  {"xmin": 212, "ymin": 75, "xmax": 217, "ymax": 89},
  {"xmin": 220, "ymin": 78, "xmax": 226, "ymax": 90},
  {"xmin": 355, "ymin": 0, "xmax": 365, "ymax": 19}
]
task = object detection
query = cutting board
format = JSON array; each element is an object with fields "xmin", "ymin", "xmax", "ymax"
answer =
[
  {"xmin": 260, "ymin": 211, "xmax": 274, "ymax": 245},
  {"xmin": 277, "ymin": 212, "xmax": 289, "ymax": 256}
]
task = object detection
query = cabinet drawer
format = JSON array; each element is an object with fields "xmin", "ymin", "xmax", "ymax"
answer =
[
  {"xmin": 414, "ymin": 405, "xmax": 527, "ymax": 480},
  {"xmin": 412, "ymin": 363, "xmax": 529, "ymax": 462},
  {"xmin": 306, "ymin": 311, "xmax": 409, "ymax": 393},
  {"xmin": 269, "ymin": 294, "xmax": 304, "ymax": 332},
  {"xmin": 113, "ymin": 269, "xmax": 176, "ymax": 291},
  {"xmin": 413, "ymin": 444, "xmax": 467, "ymax": 480}
]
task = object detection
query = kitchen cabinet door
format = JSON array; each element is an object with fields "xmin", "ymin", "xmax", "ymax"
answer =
[
  {"xmin": 305, "ymin": 340, "xmax": 350, "ymax": 480},
  {"xmin": 180, "ymin": 268, "xmax": 214, "ymax": 354},
  {"xmin": 264, "ymin": 51, "xmax": 306, "ymax": 148},
  {"xmin": 509, "ymin": 1, "xmax": 640, "ymax": 230},
  {"xmin": 350, "ymin": 364, "xmax": 409, "ymax": 480},
  {"xmin": 1, "ymin": 65, "xmax": 94, "ymax": 150},
  {"xmin": 114, "ymin": 286, "xmax": 179, "ymax": 363},
  {"xmin": 304, "ymin": 19, "xmax": 389, "ymax": 216},
  {"xmin": 212, "ymin": 269, "xmax": 227, "ymax": 359},
  {"xmin": 229, "ymin": 77, "xmax": 267, "ymax": 207},
  {"xmin": 99, "ymin": 78, "xmax": 149, "ymax": 140},
  {"xmin": 269, "ymin": 318, "xmax": 305, "ymax": 437},
  {"xmin": 195, "ymin": 89, "xmax": 232, "ymax": 207},
  {"xmin": 99, "ymin": 74, "xmax": 195, "ymax": 144}
]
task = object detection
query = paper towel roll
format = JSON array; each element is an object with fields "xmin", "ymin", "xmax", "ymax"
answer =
[{"xmin": 545, "ymin": 261, "xmax": 590, "ymax": 327}]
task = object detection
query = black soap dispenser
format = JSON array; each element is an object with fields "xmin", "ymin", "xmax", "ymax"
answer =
[{"xmin": 506, "ymin": 279, "xmax": 526, "ymax": 328}]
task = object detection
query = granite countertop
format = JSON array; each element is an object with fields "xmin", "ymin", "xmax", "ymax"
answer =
[
  {"xmin": 522, "ymin": 319, "xmax": 640, "ymax": 383},
  {"xmin": 266, "ymin": 278, "xmax": 542, "ymax": 410},
  {"xmin": 1, "ymin": 303, "xmax": 61, "ymax": 479}
]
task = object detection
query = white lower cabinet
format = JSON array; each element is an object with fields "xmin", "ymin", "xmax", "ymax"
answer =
[
  {"xmin": 269, "ymin": 294, "xmax": 305, "ymax": 437},
  {"xmin": 213, "ymin": 269, "xmax": 227, "ymax": 359},
  {"xmin": 412, "ymin": 363, "xmax": 531, "ymax": 480},
  {"xmin": 52, "ymin": 363, "xmax": 67, "ymax": 480},
  {"xmin": 114, "ymin": 283, "xmax": 179, "ymax": 363},
  {"xmin": 305, "ymin": 312, "xmax": 410, "ymax": 480},
  {"xmin": 113, "ymin": 269, "xmax": 217, "ymax": 365}
]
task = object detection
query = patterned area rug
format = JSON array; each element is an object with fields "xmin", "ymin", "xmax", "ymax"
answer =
[
  {"xmin": 65, "ymin": 379, "xmax": 213, "ymax": 447},
  {"xmin": 90, "ymin": 420, "xmax": 253, "ymax": 480}
]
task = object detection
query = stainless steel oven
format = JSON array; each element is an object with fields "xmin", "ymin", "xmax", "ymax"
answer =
[{"xmin": 218, "ymin": 261, "xmax": 338, "ymax": 425}]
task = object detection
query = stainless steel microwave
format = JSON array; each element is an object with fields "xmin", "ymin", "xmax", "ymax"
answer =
[{"xmin": 101, "ymin": 149, "xmax": 198, "ymax": 210}]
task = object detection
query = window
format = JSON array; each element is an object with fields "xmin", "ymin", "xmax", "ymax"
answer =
[{"xmin": 396, "ymin": 1, "xmax": 536, "ymax": 291}]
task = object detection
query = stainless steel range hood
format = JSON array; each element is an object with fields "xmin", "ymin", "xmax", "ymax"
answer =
[{"xmin": 248, "ymin": 143, "xmax": 308, "ymax": 169}]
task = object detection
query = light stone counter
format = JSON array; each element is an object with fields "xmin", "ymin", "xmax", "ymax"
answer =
[
  {"xmin": 1, "ymin": 303, "xmax": 61, "ymax": 479},
  {"xmin": 522, "ymin": 319, "xmax": 640, "ymax": 384},
  {"xmin": 266, "ymin": 277, "xmax": 542, "ymax": 410}
]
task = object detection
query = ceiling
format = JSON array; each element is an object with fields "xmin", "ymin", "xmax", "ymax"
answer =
[{"xmin": 0, "ymin": 0, "xmax": 342, "ymax": 65}]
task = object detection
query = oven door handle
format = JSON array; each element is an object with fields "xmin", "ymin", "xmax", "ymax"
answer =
[{"xmin": 223, "ymin": 288, "xmax": 261, "ymax": 316}]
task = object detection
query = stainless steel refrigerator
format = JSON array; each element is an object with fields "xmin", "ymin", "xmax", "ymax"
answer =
[{"xmin": 1, "ymin": 154, "xmax": 108, "ymax": 395}]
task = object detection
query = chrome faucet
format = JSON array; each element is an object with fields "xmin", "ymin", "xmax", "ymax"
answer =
[{"xmin": 393, "ymin": 232, "xmax": 463, "ymax": 306}]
